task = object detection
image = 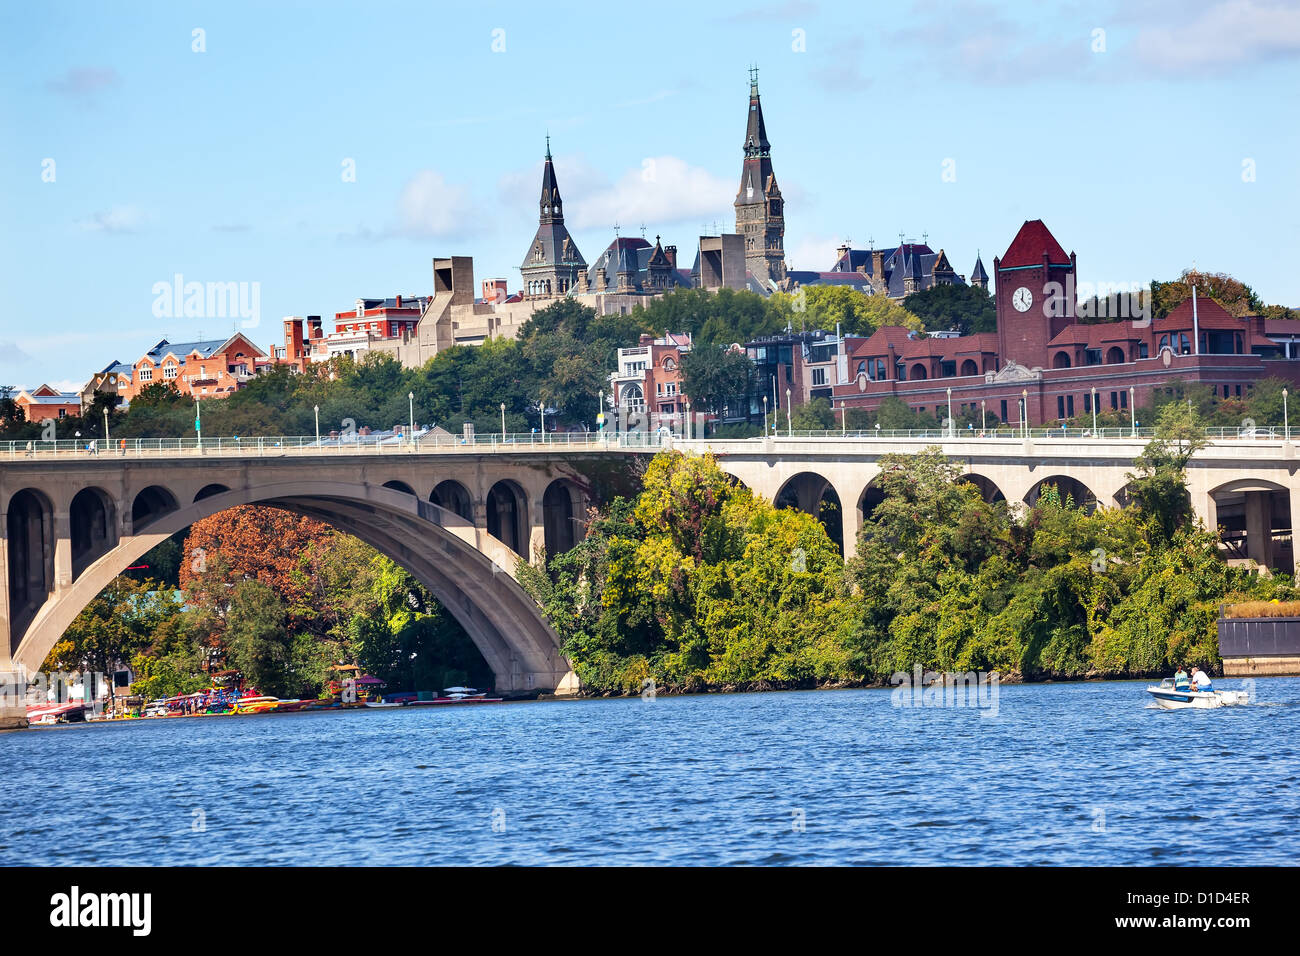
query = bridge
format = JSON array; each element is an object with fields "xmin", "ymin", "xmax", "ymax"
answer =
[{"xmin": 3, "ymin": 431, "xmax": 1297, "ymax": 727}]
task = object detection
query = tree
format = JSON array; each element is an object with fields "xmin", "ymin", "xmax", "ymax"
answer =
[
  {"xmin": 679, "ymin": 346, "xmax": 754, "ymax": 418},
  {"xmin": 1127, "ymin": 401, "xmax": 1207, "ymax": 541},
  {"xmin": 1150, "ymin": 270, "xmax": 1263, "ymax": 320},
  {"xmin": 769, "ymin": 285, "xmax": 921, "ymax": 337},
  {"xmin": 223, "ymin": 580, "xmax": 293, "ymax": 696},
  {"xmin": 903, "ymin": 284, "xmax": 996, "ymax": 335},
  {"xmin": 791, "ymin": 398, "xmax": 836, "ymax": 430}
]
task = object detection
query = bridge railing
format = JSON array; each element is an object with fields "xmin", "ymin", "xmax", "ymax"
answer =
[{"xmin": 2, "ymin": 425, "xmax": 1293, "ymax": 459}]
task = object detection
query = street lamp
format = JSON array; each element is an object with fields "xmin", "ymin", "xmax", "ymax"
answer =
[
  {"xmin": 763, "ymin": 394, "xmax": 768, "ymax": 435},
  {"xmin": 946, "ymin": 387, "xmax": 953, "ymax": 438},
  {"xmin": 685, "ymin": 399, "xmax": 691, "ymax": 440},
  {"xmin": 1090, "ymin": 387, "xmax": 1097, "ymax": 436},
  {"xmin": 785, "ymin": 387, "xmax": 792, "ymax": 437},
  {"xmin": 1129, "ymin": 386, "xmax": 1136, "ymax": 437},
  {"xmin": 500, "ymin": 402, "xmax": 507, "ymax": 441},
  {"xmin": 102, "ymin": 406, "xmax": 110, "ymax": 443},
  {"xmin": 1285, "ymin": 388, "xmax": 1290, "ymax": 440},
  {"xmin": 1021, "ymin": 388, "xmax": 1028, "ymax": 438},
  {"xmin": 840, "ymin": 400, "xmax": 846, "ymax": 436},
  {"xmin": 408, "ymin": 392, "xmax": 415, "ymax": 443},
  {"xmin": 314, "ymin": 404, "xmax": 320, "ymax": 446},
  {"xmin": 981, "ymin": 399, "xmax": 987, "ymax": 434},
  {"xmin": 539, "ymin": 399, "xmax": 546, "ymax": 442},
  {"xmin": 598, "ymin": 390, "xmax": 604, "ymax": 442}
]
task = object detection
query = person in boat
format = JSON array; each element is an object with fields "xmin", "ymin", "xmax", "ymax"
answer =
[
  {"xmin": 1173, "ymin": 667, "xmax": 1190, "ymax": 691},
  {"xmin": 1190, "ymin": 666, "xmax": 1214, "ymax": 693}
]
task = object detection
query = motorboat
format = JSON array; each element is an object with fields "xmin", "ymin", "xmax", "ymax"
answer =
[{"xmin": 1146, "ymin": 678, "xmax": 1251, "ymax": 710}]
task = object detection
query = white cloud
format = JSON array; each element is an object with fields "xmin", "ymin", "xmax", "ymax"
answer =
[
  {"xmin": 392, "ymin": 170, "xmax": 476, "ymax": 239},
  {"xmin": 568, "ymin": 155, "xmax": 734, "ymax": 231},
  {"xmin": 1136, "ymin": 0, "xmax": 1300, "ymax": 72},
  {"xmin": 76, "ymin": 205, "xmax": 149, "ymax": 233}
]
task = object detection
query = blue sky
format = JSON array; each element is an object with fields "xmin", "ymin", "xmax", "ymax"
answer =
[{"xmin": 2, "ymin": 0, "xmax": 1299, "ymax": 388}]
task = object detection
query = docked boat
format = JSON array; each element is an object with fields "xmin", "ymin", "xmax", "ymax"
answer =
[{"xmin": 1146, "ymin": 678, "xmax": 1251, "ymax": 710}]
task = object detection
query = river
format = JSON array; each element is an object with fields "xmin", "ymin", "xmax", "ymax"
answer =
[{"xmin": 3, "ymin": 678, "xmax": 1297, "ymax": 865}]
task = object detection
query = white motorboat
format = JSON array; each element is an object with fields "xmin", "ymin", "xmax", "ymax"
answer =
[{"xmin": 1146, "ymin": 678, "xmax": 1250, "ymax": 710}]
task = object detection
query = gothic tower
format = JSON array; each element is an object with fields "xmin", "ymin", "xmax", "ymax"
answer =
[
  {"xmin": 520, "ymin": 138, "xmax": 586, "ymax": 300},
  {"xmin": 734, "ymin": 68, "xmax": 785, "ymax": 285}
]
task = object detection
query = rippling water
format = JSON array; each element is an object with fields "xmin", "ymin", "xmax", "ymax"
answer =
[{"xmin": 3, "ymin": 678, "xmax": 1298, "ymax": 865}]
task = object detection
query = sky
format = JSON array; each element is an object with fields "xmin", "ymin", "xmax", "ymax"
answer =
[{"xmin": 2, "ymin": 0, "xmax": 1299, "ymax": 389}]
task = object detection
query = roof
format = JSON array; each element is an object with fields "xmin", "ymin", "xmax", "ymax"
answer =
[
  {"xmin": 999, "ymin": 219, "xmax": 1071, "ymax": 270},
  {"xmin": 136, "ymin": 334, "xmax": 265, "ymax": 366},
  {"xmin": 971, "ymin": 256, "xmax": 988, "ymax": 282}
]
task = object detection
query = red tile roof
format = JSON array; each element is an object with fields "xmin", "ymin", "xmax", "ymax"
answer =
[{"xmin": 999, "ymin": 219, "xmax": 1071, "ymax": 269}]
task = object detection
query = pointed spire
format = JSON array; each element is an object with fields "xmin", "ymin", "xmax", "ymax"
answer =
[
  {"xmin": 743, "ymin": 65, "xmax": 770, "ymax": 158},
  {"xmin": 539, "ymin": 138, "xmax": 562, "ymax": 224}
]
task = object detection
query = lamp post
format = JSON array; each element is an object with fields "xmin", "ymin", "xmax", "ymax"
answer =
[
  {"xmin": 684, "ymin": 398, "xmax": 691, "ymax": 440},
  {"xmin": 195, "ymin": 397, "xmax": 202, "ymax": 449},
  {"xmin": 1129, "ymin": 386, "xmax": 1136, "ymax": 436},
  {"xmin": 763, "ymin": 394, "xmax": 768, "ymax": 436},
  {"xmin": 840, "ymin": 400, "xmax": 846, "ymax": 436},
  {"xmin": 102, "ymin": 407, "xmax": 110, "ymax": 443},
  {"xmin": 785, "ymin": 387, "xmax": 792, "ymax": 437},
  {"xmin": 598, "ymin": 390, "xmax": 605, "ymax": 442},
  {"xmin": 408, "ymin": 392, "xmax": 415, "ymax": 446},
  {"xmin": 946, "ymin": 387, "xmax": 953, "ymax": 438},
  {"xmin": 1021, "ymin": 388, "xmax": 1028, "ymax": 438},
  {"xmin": 539, "ymin": 399, "xmax": 546, "ymax": 442},
  {"xmin": 981, "ymin": 399, "xmax": 986, "ymax": 434},
  {"xmin": 314, "ymin": 404, "xmax": 320, "ymax": 446},
  {"xmin": 1285, "ymin": 388, "xmax": 1290, "ymax": 440},
  {"xmin": 500, "ymin": 402, "xmax": 507, "ymax": 441},
  {"xmin": 1091, "ymin": 387, "xmax": 1097, "ymax": 436}
]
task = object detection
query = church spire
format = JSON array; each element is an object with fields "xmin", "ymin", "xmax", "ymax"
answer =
[
  {"xmin": 539, "ymin": 139, "xmax": 562, "ymax": 225},
  {"xmin": 734, "ymin": 67, "xmax": 784, "ymax": 285},
  {"xmin": 743, "ymin": 66, "xmax": 770, "ymax": 158}
]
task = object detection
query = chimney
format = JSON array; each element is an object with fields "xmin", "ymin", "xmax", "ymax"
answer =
[
  {"xmin": 639, "ymin": 333, "xmax": 653, "ymax": 346},
  {"xmin": 595, "ymin": 268, "xmax": 607, "ymax": 293},
  {"xmin": 871, "ymin": 249, "xmax": 886, "ymax": 279},
  {"xmin": 308, "ymin": 316, "xmax": 323, "ymax": 340},
  {"xmin": 665, "ymin": 246, "xmax": 677, "ymax": 270},
  {"xmin": 395, "ymin": 294, "xmax": 403, "ymax": 308}
]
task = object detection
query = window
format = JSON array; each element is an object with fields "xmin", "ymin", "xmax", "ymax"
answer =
[
  {"xmin": 1110, "ymin": 391, "xmax": 1118, "ymax": 410},
  {"xmin": 812, "ymin": 368, "xmax": 827, "ymax": 386},
  {"xmin": 1058, "ymin": 395, "xmax": 1065, "ymax": 419},
  {"xmin": 1121, "ymin": 391, "xmax": 1128, "ymax": 409},
  {"xmin": 163, "ymin": 365, "xmax": 177, "ymax": 380},
  {"xmin": 1085, "ymin": 348, "xmax": 1103, "ymax": 366},
  {"xmin": 874, "ymin": 359, "xmax": 887, "ymax": 381},
  {"xmin": 896, "ymin": 363, "xmax": 906, "ymax": 382},
  {"xmin": 1084, "ymin": 393, "xmax": 1092, "ymax": 412},
  {"xmin": 1000, "ymin": 400, "xmax": 1008, "ymax": 422},
  {"xmin": 1179, "ymin": 334, "xmax": 1191, "ymax": 355},
  {"xmin": 1139, "ymin": 342, "xmax": 1149, "ymax": 359},
  {"xmin": 940, "ymin": 360, "xmax": 956, "ymax": 378},
  {"xmin": 139, "ymin": 367, "xmax": 153, "ymax": 382}
]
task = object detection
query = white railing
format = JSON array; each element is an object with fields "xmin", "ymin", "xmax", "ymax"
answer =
[{"xmin": 2, "ymin": 425, "xmax": 1292, "ymax": 460}]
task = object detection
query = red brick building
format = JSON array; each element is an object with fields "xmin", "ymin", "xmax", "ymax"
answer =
[{"xmin": 829, "ymin": 220, "xmax": 1300, "ymax": 427}]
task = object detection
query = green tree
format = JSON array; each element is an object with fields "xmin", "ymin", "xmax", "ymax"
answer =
[
  {"xmin": 679, "ymin": 346, "xmax": 754, "ymax": 420},
  {"xmin": 903, "ymin": 284, "xmax": 996, "ymax": 335}
]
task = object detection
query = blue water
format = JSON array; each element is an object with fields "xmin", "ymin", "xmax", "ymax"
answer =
[{"xmin": 3, "ymin": 679, "xmax": 1298, "ymax": 865}]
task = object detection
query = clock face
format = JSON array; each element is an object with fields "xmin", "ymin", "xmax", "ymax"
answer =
[{"xmin": 1012, "ymin": 286, "xmax": 1033, "ymax": 312}]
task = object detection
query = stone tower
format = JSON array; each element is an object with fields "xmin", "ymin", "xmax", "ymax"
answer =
[
  {"xmin": 733, "ymin": 68, "xmax": 785, "ymax": 286},
  {"xmin": 520, "ymin": 138, "xmax": 586, "ymax": 300}
]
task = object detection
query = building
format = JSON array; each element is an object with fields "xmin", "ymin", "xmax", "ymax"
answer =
[
  {"xmin": 14, "ymin": 385, "xmax": 81, "ymax": 422},
  {"xmin": 609, "ymin": 333, "xmax": 693, "ymax": 428},
  {"xmin": 824, "ymin": 219, "xmax": 1300, "ymax": 427},
  {"xmin": 812, "ymin": 241, "xmax": 967, "ymax": 299},
  {"xmin": 520, "ymin": 139, "xmax": 586, "ymax": 300},
  {"xmin": 734, "ymin": 69, "xmax": 786, "ymax": 287},
  {"xmin": 117, "ymin": 334, "xmax": 269, "ymax": 403}
]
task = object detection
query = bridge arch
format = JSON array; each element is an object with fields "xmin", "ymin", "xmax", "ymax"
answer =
[
  {"xmin": 957, "ymin": 473, "xmax": 1006, "ymax": 503},
  {"xmin": 194, "ymin": 484, "xmax": 230, "ymax": 502},
  {"xmin": 486, "ymin": 480, "xmax": 529, "ymax": 558},
  {"xmin": 774, "ymin": 472, "xmax": 844, "ymax": 553},
  {"xmin": 1208, "ymin": 477, "xmax": 1293, "ymax": 571},
  {"xmin": 542, "ymin": 478, "xmax": 585, "ymax": 558},
  {"xmin": 1024, "ymin": 475, "xmax": 1098, "ymax": 513},
  {"xmin": 430, "ymin": 480, "xmax": 473, "ymax": 522},
  {"xmin": 132, "ymin": 485, "xmax": 179, "ymax": 531},
  {"xmin": 6, "ymin": 488, "xmax": 55, "ymax": 646},
  {"xmin": 69, "ymin": 486, "xmax": 118, "ymax": 580},
  {"xmin": 382, "ymin": 479, "xmax": 417, "ymax": 497},
  {"xmin": 10, "ymin": 481, "xmax": 573, "ymax": 695}
]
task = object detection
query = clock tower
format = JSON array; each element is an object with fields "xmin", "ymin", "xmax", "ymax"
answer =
[
  {"xmin": 993, "ymin": 219, "xmax": 1077, "ymax": 369},
  {"xmin": 734, "ymin": 68, "xmax": 785, "ymax": 286}
]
